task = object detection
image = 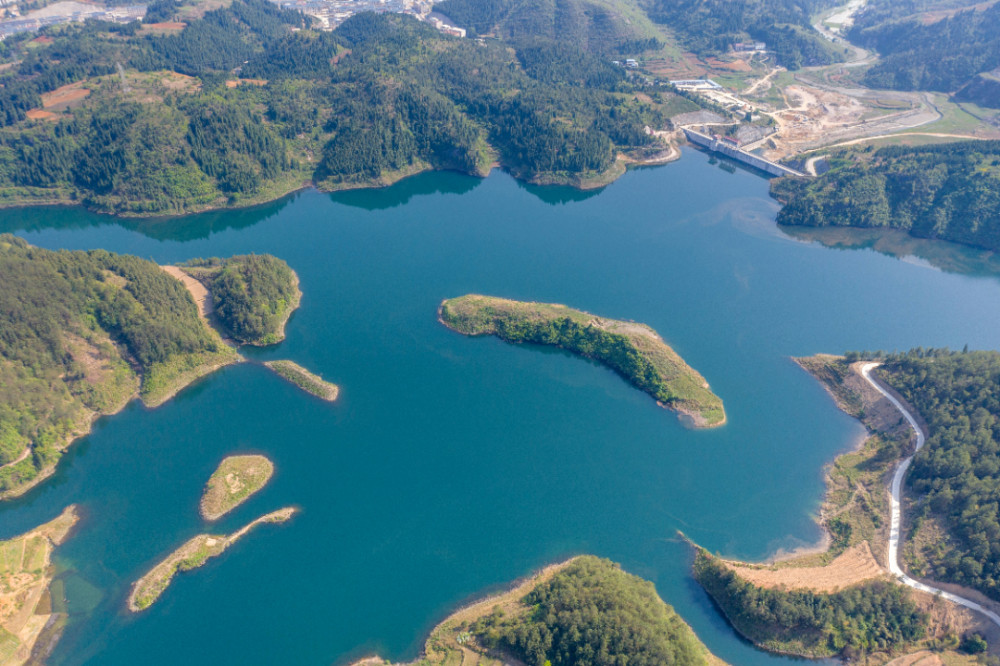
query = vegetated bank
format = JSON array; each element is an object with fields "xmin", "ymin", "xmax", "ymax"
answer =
[
  {"xmin": 693, "ymin": 549, "xmax": 927, "ymax": 660},
  {"xmin": 0, "ymin": 505, "xmax": 79, "ymax": 664},
  {"xmin": 690, "ymin": 353, "xmax": 1000, "ymax": 662},
  {"xmin": 262, "ymin": 361, "xmax": 339, "ymax": 401},
  {"xmin": 0, "ymin": 0, "xmax": 696, "ymax": 217},
  {"xmin": 860, "ymin": 349, "xmax": 1000, "ymax": 605},
  {"xmin": 438, "ymin": 295, "xmax": 725, "ymax": 427},
  {"xmin": 199, "ymin": 454, "xmax": 275, "ymax": 521},
  {"xmin": 180, "ymin": 255, "xmax": 301, "ymax": 345},
  {"xmin": 772, "ymin": 141, "xmax": 1000, "ymax": 253},
  {"xmin": 127, "ymin": 507, "xmax": 296, "ymax": 612},
  {"xmin": 354, "ymin": 555, "xmax": 726, "ymax": 666},
  {"xmin": 0, "ymin": 234, "xmax": 239, "ymax": 499}
]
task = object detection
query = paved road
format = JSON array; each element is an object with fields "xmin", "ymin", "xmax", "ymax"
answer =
[{"xmin": 860, "ymin": 362, "xmax": 1000, "ymax": 629}]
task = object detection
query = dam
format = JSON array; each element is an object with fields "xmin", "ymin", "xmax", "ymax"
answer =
[{"xmin": 683, "ymin": 128, "xmax": 808, "ymax": 178}]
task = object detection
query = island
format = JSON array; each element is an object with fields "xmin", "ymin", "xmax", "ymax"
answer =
[
  {"xmin": 691, "ymin": 351, "xmax": 1000, "ymax": 661},
  {"xmin": 199, "ymin": 455, "xmax": 275, "ymax": 521},
  {"xmin": 262, "ymin": 361, "xmax": 339, "ymax": 401},
  {"xmin": 353, "ymin": 555, "xmax": 726, "ymax": 666},
  {"xmin": 127, "ymin": 507, "xmax": 296, "ymax": 612},
  {"xmin": 438, "ymin": 295, "xmax": 725, "ymax": 428},
  {"xmin": 179, "ymin": 255, "xmax": 302, "ymax": 346},
  {"xmin": 0, "ymin": 505, "xmax": 78, "ymax": 665}
]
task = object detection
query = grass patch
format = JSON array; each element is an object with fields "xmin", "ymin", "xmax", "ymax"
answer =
[
  {"xmin": 439, "ymin": 295, "xmax": 724, "ymax": 427},
  {"xmin": 263, "ymin": 360, "xmax": 339, "ymax": 401},
  {"xmin": 128, "ymin": 507, "xmax": 295, "ymax": 612},
  {"xmin": 200, "ymin": 454, "xmax": 274, "ymax": 521}
]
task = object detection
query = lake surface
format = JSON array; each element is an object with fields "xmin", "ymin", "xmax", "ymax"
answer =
[{"xmin": 4, "ymin": 149, "xmax": 1000, "ymax": 665}]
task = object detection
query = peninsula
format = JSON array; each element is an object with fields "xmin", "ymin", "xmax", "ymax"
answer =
[
  {"xmin": 127, "ymin": 507, "xmax": 296, "ymax": 612},
  {"xmin": 353, "ymin": 555, "xmax": 726, "ymax": 666},
  {"xmin": 438, "ymin": 295, "xmax": 725, "ymax": 427},
  {"xmin": 262, "ymin": 361, "xmax": 339, "ymax": 401},
  {"xmin": 199, "ymin": 455, "xmax": 275, "ymax": 521},
  {"xmin": 0, "ymin": 505, "xmax": 79, "ymax": 666},
  {"xmin": 0, "ymin": 235, "xmax": 306, "ymax": 500},
  {"xmin": 692, "ymin": 352, "xmax": 1000, "ymax": 661}
]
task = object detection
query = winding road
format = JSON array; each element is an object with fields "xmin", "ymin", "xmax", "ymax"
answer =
[{"xmin": 860, "ymin": 362, "xmax": 1000, "ymax": 629}]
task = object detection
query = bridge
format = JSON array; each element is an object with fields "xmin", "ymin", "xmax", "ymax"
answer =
[{"xmin": 682, "ymin": 128, "xmax": 808, "ymax": 178}]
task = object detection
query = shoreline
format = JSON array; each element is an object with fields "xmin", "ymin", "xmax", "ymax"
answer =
[
  {"xmin": 0, "ymin": 265, "xmax": 243, "ymax": 502},
  {"xmin": 0, "ymin": 148, "xmax": 681, "ymax": 222},
  {"xmin": 348, "ymin": 557, "xmax": 581, "ymax": 666}
]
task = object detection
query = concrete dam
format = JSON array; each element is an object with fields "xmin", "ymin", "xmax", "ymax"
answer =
[{"xmin": 683, "ymin": 128, "xmax": 807, "ymax": 178}]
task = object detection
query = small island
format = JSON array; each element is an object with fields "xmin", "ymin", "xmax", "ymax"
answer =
[
  {"xmin": 354, "ymin": 555, "xmax": 725, "ymax": 666},
  {"xmin": 128, "ymin": 507, "xmax": 296, "ymax": 612},
  {"xmin": 200, "ymin": 455, "xmax": 275, "ymax": 521},
  {"xmin": 438, "ymin": 295, "xmax": 725, "ymax": 428},
  {"xmin": 262, "ymin": 361, "xmax": 339, "ymax": 401},
  {"xmin": 180, "ymin": 255, "xmax": 302, "ymax": 346},
  {"xmin": 0, "ymin": 505, "xmax": 79, "ymax": 664}
]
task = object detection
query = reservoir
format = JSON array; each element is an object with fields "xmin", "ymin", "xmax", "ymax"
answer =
[{"xmin": 3, "ymin": 148, "xmax": 1000, "ymax": 665}]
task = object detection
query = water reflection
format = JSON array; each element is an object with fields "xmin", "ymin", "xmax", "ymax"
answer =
[
  {"xmin": 328, "ymin": 169, "xmax": 483, "ymax": 210},
  {"xmin": 781, "ymin": 225, "xmax": 1000, "ymax": 280},
  {"xmin": 0, "ymin": 192, "xmax": 297, "ymax": 242}
]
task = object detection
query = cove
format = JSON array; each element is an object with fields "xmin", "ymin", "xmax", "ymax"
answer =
[{"xmin": 4, "ymin": 149, "xmax": 1000, "ymax": 665}]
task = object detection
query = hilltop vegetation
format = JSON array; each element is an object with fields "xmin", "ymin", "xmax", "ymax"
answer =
[
  {"xmin": 693, "ymin": 551, "xmax": 926, "ymax": 659},
  {"xmin": 646, "ymin": 0, "xmax": 845, "ymax": 69},
  {"xmin": 476, "ymin": 556, "xmax": 715, "ymax": 666},
  {"xmin": 439, "ymin": 295, "xmax": 725, "ymax": 427},
  {"xmin": 869, "ymin": 349, "xmax": 1000, "ymax": 602},
  {"xmin": 772, "ymin": 140, "xmax": 1000, "ymax": 253},
  {"xmin": 0, "ymin": 234, "xmax": 237, "ymax": 496},
  {"xmin": 363, "ymin": 556, "xmax": 722, "ymax": 666},
  {"xmin": 0, "ymin": 1, "xmax": 680, "ymax": 216},
  {"xmin": 182, "ymin": 254, "xmax": 300, "ymax": 345},
  {"xmin": 849, "ymin": 1, "xmax": 1000, "ymax": 93}
]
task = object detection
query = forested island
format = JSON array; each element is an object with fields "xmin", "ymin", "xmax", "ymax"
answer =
[
  {"xmin": 0, "ymin": 0, "xmax": 686, "ymax": 217},
  {"xmin": 439, "ymin": 295, "xmax": 725, "ymax": 427},
  {"xmin": 356, "ymin": 555, "xmax": 725, "ymax": 666},
  {"xmin": 773, "ymin": 141, "xmax": 1000, "ymax": 253},
  {"xmin": 180, "ymin": 255, "xmax": 300, "ymax": 346},
  {"xmin": 0, "ymin": 235, "xmax": 304, "ymax": 499}
]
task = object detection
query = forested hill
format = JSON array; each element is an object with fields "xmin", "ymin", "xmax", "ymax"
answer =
[
  {"xmin": 437, "ymin": 0, "xmax": 846, "ymax": 69},
  {"xmin": 849, "ymin": 1, "xmax": 1000, "ymax": 93},
  {"xmin": 0, "ymin": 2, "xmax": 678, "ymax": 216},
  {"xmin": 645, "ymin": 0, "xmax": 846, "ymax": 69},
  {"xmin": 873, "ymin": 349, "xmax": 1000, "ymax": 602},
  {"xmin": 474, "ymin": 556, "xmax": 716, "ymax": 666},
  {"xmin": 0, "ymin": 234, "xmax": 237, "ymax": 497},
  {"xmin": 771, "ymin": 140, "xmax": 1000, "ymax": 252},
  {"xmin": 433, "ymin": 0, "xmax": 662, "ymax": 53}
]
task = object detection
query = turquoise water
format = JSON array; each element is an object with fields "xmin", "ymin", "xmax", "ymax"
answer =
[{"xmin": 4, "ymin": 149, "xmax": 1000, "ymax": 665}]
